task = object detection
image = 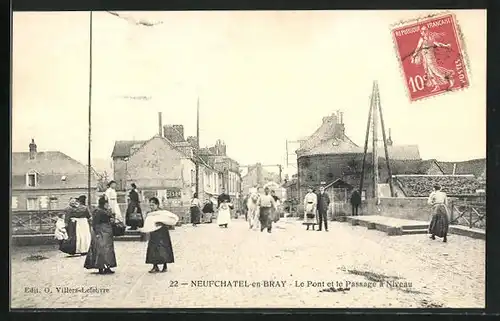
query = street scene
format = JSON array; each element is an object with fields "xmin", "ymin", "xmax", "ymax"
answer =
[{"xmin": 11, "ymin": 10, "xmax": 486, "ymax": 309}]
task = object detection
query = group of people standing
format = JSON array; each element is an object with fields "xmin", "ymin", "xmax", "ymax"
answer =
[
  {"xmin": 243, "ymin": 186, "xmax": 281, "ymax": 233},
  {"xmin": 54, "ymin": 181, "xmax": 176, "ymax": 274},
  {"xmin": 189, "ymin": 188, "xmax": 234, "ymax": 228}
]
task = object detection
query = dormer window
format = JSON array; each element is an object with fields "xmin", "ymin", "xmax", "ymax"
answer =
[
  {"xmin": 61, "ymin": 176, "xmax": 67, "ymax": 181},
  {"xmin": 26, "ymin": 171, "xmax": 38, "ymax": 187}
]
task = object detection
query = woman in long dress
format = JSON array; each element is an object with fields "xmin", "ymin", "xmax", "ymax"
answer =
[
  {"xmin": 217, "ymin": 199, "xmax": 232, "ymax": 228},
  {"xmin": 145, "ymin": 197, "xmax": 175, "ymax": 273},
  {"xmin": 190, "ymin": 193, "xmax": 202, "ymax": 227},
  {"xmin": 105, "ymin": 180, "xmax": 124, "ymax": 223},
  {"xmin": 202, "ymin": 198, "xmax": 215, "ymax": 224},
  {"xmin": 84, "ymin": 196, "xmax": 117, "ymax": 274},
  {"xmin": 60, "ymin": 196, "xmax": 92, "ymax": 255},
  {"xmin": 247, "ymin": 192, "xmax": 260, "ymax": 230},
  {"xmin": 303, "ymin": 187, "xmax": 318, "ymax": 231},
  {"xmin": 126, "ymin": 183, "xmax": 143, "ymax": 230},
  {"xmin": 427, "ymin": 184, "xmax": 449, "ymax": 243}
]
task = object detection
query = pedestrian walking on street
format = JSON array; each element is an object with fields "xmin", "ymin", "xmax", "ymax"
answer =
[
  {"xmin": 303, "ymin": 187, "xmax": 318, "ymax": 230},
  {"xmin": 126, "ymin": 183, "xmax": 143, "ymax": 230},
  {"xmin": 217, "ymin": 199, "xmax": 232, "ymax": 228},
  {"xmin": 190, "ymin": 193, "xmax": 202, "ymax": 227},
  {"xmin": 145, "ymin": 197, "xmax": 175, "ymax": 273},
  {"xmin": 59, "ymin": 197, "xmax": 91, "ymax": 256},
  {"xmin": 427, "ymin": 184, "xmax": 449, "ymax": 243},
  {"xmin": 271, "ymin": 190, "xmax": 281, "ymax": 223},
  {"xmin": 350, "ymin": 189, "xmax": 362, "ymax": 216},
  {"xmin": 105, "ymin": 181, "xmax": 124, "ymax": 223},
  {"xmin": 202, "ymin": 198, "xmax": 215, "ymax": 223},
  {"xmin": 247, "ymin": 190, "xmax": 260, "ymax": 230},
  {"xmin": 316, "ymin": 185, "xmax": 330, "ymax": 232},
  {"xmin": 217, "ymin": 188, "xmax": 231, "ymax": 208},
  {"xmin": 84, "ymin": 196, "xmax": 117, "ymax": 275},
  {"xmin": 258, "ymin": 187, "xmax": 277, "ymax": 233}
]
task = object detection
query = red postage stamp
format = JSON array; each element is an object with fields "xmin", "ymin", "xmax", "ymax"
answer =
[{"xmin": 391, "ymin": 13, "xmax": 470, "ymax": 102}]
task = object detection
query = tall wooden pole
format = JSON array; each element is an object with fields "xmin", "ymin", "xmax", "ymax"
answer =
[
  {"xmin": 359, "ymin": 88, "xmax": 375, "ymax": 195},
  {"xmin": 195, "ymin": 97, "xmax": 200, "ymax": 196},
  {"xmin": 373, "ymin": 82, "xmax": 380, "ymax": 202},
  {"xmin": 87, "ymin": 11, "xmax": 93, "ymax": 208},
  {"xmin": 377, "ymin": 84, "xmax": 395, "ymax": 197}
]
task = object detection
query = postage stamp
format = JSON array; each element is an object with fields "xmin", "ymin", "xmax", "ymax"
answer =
[{"xmin": 391, "ymin": 13, "xmax": 470, "ymax": 102}]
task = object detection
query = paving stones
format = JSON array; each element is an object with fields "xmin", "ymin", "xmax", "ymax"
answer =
[{"xmin": 11, "ymin": 218, "xmax": 484, "ymax": 309}]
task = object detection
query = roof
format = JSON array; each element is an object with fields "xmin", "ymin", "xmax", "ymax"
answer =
[
  {"xmin": 324, "ymin": 178, "xmax": 353, "ymax": 189},
  {"xmin": 436, "ymin": 158, "xmax": 486, "ymax": 177},
  {"xmin": 394, "ymin": 175, "xmax": 482, "ymax": 197},
  {"xmin": 298, "ymin": 137, "xmax": 362, "ymax": 157},
  {"xmin": 12, "ymin": 151, "xmax": 98, "ymax": 190},
  {"xmin": 111, "ymin": 140, "xmax": 147, "ymax": 158},
  {"xmin": 389, "ymin": 159, "xmax": 440, "ymax": 175}
]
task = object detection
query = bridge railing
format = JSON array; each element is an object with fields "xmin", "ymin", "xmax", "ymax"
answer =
[
  {"xmin": 11, "ymin": 210, "xmax": 62, "ymax": 235},
  {"xmin": 449, "ymin": 200, "xmax": 486, "ymax": 230}
]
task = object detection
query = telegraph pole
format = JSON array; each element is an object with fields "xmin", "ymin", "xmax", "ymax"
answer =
[
  {"xmin": 377, "ymin": 83, "xmax": 395, "ymax": 197},
  {"xmin": 87, "ymin": 11, "xmax": 93, "ymax": 208},
  {"xmin": 359, "ymin": 91, "xmax": 374, "ymax": 195},
  {"xmin": 372, "ymin": 82, "xmax": 380, "ymax": 203},
  {"xmin": 195, "ymin": 97, "xmax": 200, "ymax": 196}
]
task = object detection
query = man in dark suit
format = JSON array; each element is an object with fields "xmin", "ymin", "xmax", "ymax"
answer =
[
  {"xmin": 350, "ymin": 189, "xmax": 362, "ymax": 216},
  {"xmin": 316, "ymin": 185, "xmax": 331, "ymax": 232}
]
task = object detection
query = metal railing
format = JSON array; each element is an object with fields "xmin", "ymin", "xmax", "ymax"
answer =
[
  {"xmin": 449, "ymin": 200, "xmax": 486, "ymax": 230},
  {"xmin": 11, "ymin": 210, "xmax": 62, "ymax": 235}
]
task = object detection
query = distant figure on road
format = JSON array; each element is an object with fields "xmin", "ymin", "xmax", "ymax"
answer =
[
  {"xmin": 84, "ymin": 196, "xmax": 117, "ymax": 275},
  {"xmin": 190, "ymin": 193, "xmax": 202, "ymax": 227},
  {"xmin": 217, "ymin": 199, "xmax": 232, "ymax": 228},
  {"xmin": 126, "ymin": 183, "xmax": 143, "ymax": 230},
  {"xmin": 105, "ymin": 180, "xmax": 124, "ymax": 223},
  {"xmin": 271, "ymin": 190, "xmax": 281, "ymax": 223},
  {"xmin": 217, "ymin": 188, "xmax": 231, "ymax": 209},
  {"xmin": 350, "ymin": 189, "xmax": 362, "ymax": 216},
  {"xmin": 202, "ymin": 198, "xmax": 215, "ymax": 223},
  {"xmin": 427, "ymin": 184, "xmax": 449, "ymax": 243},
  {"xmin": 247, "ymin": 190, "xmax": 261, "ymax": 230},
  {"xmin": 316, "ymin": 186, "xmax": 330, "ymax": 232},
  {"xmin": 303, "ymin": 187, "xmax": 318, "ymax": 230},
  {"xmin": 258, "ymin": 187, "xmax": 277, "ymax": 233},
  {"xmin": 145, "ymin": 197, "xmax": 175, "ymax": 273}
]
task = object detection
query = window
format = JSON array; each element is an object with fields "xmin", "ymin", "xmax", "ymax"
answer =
[
  {"xmin": 27, "ymin": 197, "xmax": 38, "ymax": 210},
  {"xmin": 49, "ymin": 197, "xmax": 58, "ymax": 210},
  {"xmin": 26, "ymin": 172, "xmax": 38, "ymax": 187},
  {"xmin": 361, "ymin": 190, "xmax": 366, "ymax": 201},
  {"xmin": 11, "ymin": 196, "xmax": 18, "ymax": 209},
  {"xmin": 39, "ymin": 196, "xmax": 49, "ymax": 209}
]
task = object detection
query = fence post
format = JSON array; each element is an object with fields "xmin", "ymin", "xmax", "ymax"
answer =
[
  {"xmin": 450, "ymin": 199, "xmax": 454, "ymax": 223},
  {"xmin": 469, "ymin": 204, "xmax": 472, "ymax": 229}
]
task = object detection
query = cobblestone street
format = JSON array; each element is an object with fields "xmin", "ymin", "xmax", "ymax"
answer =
[{"xmin": 11, "ymin": 218, "xmax": 485, "ymax": 309}]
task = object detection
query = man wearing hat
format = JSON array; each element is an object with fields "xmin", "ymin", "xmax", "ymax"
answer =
[{"xmin": 316, "ymin": 184, "xmax": 331, "ymax": 232}]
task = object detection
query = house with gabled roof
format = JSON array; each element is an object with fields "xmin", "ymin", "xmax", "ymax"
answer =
[
  {"xmin": 111, "ymin": 114, "xmax": 234, "ymax": 207},
  {"xmin": 295, "ymin": 112, "xmax": 422, "ymax": 201},
  {"xmin": 11, "ymin": 139, "xmax": 99, "ymax": 211}
]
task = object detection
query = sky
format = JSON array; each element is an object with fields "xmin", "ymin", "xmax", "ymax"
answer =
[{"xmin": 12, "ymin": 10, "xmax": 486, "ymax": 176}]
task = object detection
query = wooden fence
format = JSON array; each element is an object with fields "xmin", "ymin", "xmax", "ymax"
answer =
[
  {"xmin": 449, "ymin": 200, "xmax": 486, "ymax": 230},
  {"xmin": 12, "ymin": 210, "xmax": 61, "ymax": 235}
]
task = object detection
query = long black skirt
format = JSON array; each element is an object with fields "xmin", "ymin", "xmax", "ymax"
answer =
[
  {"xmin": 259, "ymin": 207, "xmax": 273, "ymax": 229},
  {"xmin": 84, "ymin": 223, "xmax": 117, "ymax": 270},
  {"xmin": 126, "ymin": 202, "xmax": 144, "ymax": 228},
  {"xmin": 429, "ymin": 204, "xmax": 449, "ymax": 238},
  {"xmin": 146, "ymin": 225, "xmax": 174, "ymax": 265},
  {"xmin": 190, "ymin": 206, "xmax": 201, "ymax": 224},
  {"xmin": 59, "ymin": 220, "xmax": 77, "ymax": 255}
]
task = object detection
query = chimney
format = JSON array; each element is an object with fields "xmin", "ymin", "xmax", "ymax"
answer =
[
  {"xmin": 29, "ymin": 139, "xmax": 37, "ymax": 160},
  {"xmin": 158, "ymin": 112, "xmax": 162, "ymax": 137},
  {"xmin": 452, "ymin": 163, "xmax": 457, "ymax": 175}
]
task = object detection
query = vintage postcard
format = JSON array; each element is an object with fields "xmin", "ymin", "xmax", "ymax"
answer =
[{"xmin": 11, "ymin": 10, "xmax": 486, "ymax": 309}]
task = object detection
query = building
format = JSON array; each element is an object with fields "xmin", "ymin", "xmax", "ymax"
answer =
[
  {"xmin": 295, "ymin": 112, "xmax": 421, "ymax": 201},
  {"xmin": 199, "ymin": 139, "xmax": 241, "ymax": 198},
  {"xmin": 111, "ymin": 115, "xmax": 237, "ymax": 210},
  {"xmin": 11, "ymin": 139, "xmax": 98, "ymax": 211},
  {"xmin": 241, "ymin": 163, "xmax": 281, "ymax": 195}
]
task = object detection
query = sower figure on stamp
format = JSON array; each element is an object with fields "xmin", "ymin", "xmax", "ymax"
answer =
[
  {"xmin": 427, "ymin": 184, "xmax": 449, "ymax": 243},
  {"xmin": 411, "ymin": 26, "xmax": 455, "ymax": 93},
  {"xmin": 350, "ymin": 189, "xmax": 361, "ymax": 216},
  {"xmin": 316, "ymin": 185, "xmax": 330, "ymax": 232}
]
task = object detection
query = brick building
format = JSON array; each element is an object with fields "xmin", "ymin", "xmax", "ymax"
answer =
[
  {"xmin": 11, "ymin": 139, "xmax": 98, "ymax": 211},
  {"xmin": 294, "ymin": 112, "xmax": 421, "ymax": 201}
]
